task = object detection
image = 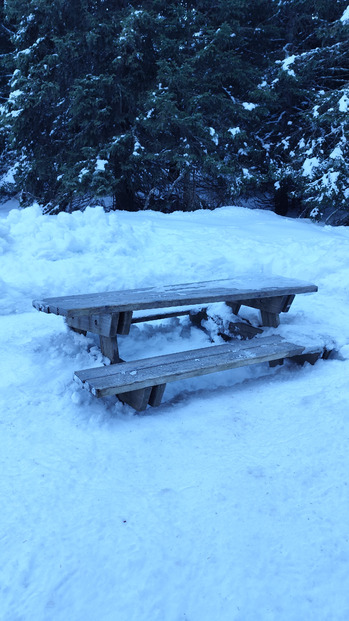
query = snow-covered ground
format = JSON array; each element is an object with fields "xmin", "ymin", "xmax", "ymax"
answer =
[{"xmin": 1, "ymin": 202, "xmax": 349, "ymax": 621}]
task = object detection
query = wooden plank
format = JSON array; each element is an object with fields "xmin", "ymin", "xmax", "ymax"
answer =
[
  {"xmin": 148, "ymin": 384, "xmax": 167, "ymax": 407},
  {"xmin": 69, "ymin": 326, "xmax": 87, "ymax": 336},
  {"xmin": 74, "ymin": 336, "xmax": 323, "ymax": 399},
  {"xmin": 99, "ymin": 336, "xmax": 121, "ymax": 364},
  {"xmin": 76, "ymin": 334, "xmax": 280, "ymax": 384},
  {"xmin": 241, "ymin": 295, "xmax": 292, "ymax": 314},
  {"xmin": 238, "ymin": 295, "xmax": 297, "ymax": 327},
  {"xmin": 118, "ymin": 387, "xmax": 153, "ymax": 411},
  {"xmin": 66, "ymin": 313, "xmax": 119, "ymax": 337},
  {"xmin": 132, "ymin": 308, "xmax": 193, "ymax": 323},
  {"xmin": 269, "ymin": 358, "xmax": 284, "ymax": 367},
  {"xmin": 189, "ymin": 308, "xmax": 263, "ymax": 340},
  {"xmin": 32, "ymin": 276, "xmax": 318, "ymax": 318},
  {"xmin": 226, "ymin": 302, "xmax": 241, "ymax": 315},
  {"xmin": 282, "ymin": 294, "xmax": 296, "ymax": 312},
  {"xmin": 220, "ymin": 322, "xmax": 264, "ymax": 340},
  {"xmin": 291, "ymin": 352, "xmax": 321, "ymax": 365},
  {"xmin": 117, "ymin": 311, "xmax": 133, "ymax": 335},
  {"xmin": 260, "ymin": 310, "xmax": 280, "ymax": 328}
]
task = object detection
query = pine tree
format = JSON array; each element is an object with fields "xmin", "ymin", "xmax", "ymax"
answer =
[
  {"xmin": 2, "ymin": 0, "xmax": 348, "ymax": 219},
  {"xmin": 113, "ymin": 0, "xmax": 277, "ymax": 211},
  {"xmin": 0, "ymin": 0, "xmax": 16, "ymax": 195},
  {"xmin": 1, "ymin": 0, "xmax": 277, "ymax": 211},
  {"xmin": 260, "ymin": 0, "xmax": 349, "ymax": 221},
  {"xmin": 2, "ymin": 0, "xmax": 130, "ymax": 208}
]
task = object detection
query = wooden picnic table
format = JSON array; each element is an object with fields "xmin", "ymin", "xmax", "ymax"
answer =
[
  {"xmin": 33, "ymin": 275, "xmax": 322, "ymax": 410},
  {"xmin": 33, "ymin": 275, "xmax": 318, "ymax": 367}
]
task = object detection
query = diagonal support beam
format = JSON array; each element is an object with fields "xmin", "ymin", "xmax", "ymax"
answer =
[
  {"xmin": 234, "ymin": 295, "xmax": 296, "ymax": 327},
  {"xmin": 118, "ymin": 386, "xmax": 153, "ymax": 411}
]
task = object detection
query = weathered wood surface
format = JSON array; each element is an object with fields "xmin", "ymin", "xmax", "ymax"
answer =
[
  {"xmin": 220, "ymin": 322, "xmax": 264, "ymax": 340},
  {"xmin": 116, "ymin": 384, "xmax": 167, "ymax": 410},
  {"xmin": 189, "ymin": 307, "xmax": 263, "ymax": 340},
  {"xmin": 66, "ymin": 313, "xmax": 120, "ymax": 337},
  {"xmin": 228, "ymin": 294, "xmax": 296, "ymax": 328},
  {"xmin": 148, "ymin": 383, "xmax": 167, "ymax": 407},
  {"xmin": 120, "ymin": 386, "xmax": 153, "ymax": 410},
  {"xmin": 99, "ymin": 336, "xmax": 121, "ymax": 364},
  {"xmin": 132, "ymin": 308, "xmax": 195, "ymax": 324},
  {"xmin": 74, "ymin": 335, "xmax": 323, "ymax": 401},
  {"xmin": 235, "ymin": 294, "xmax": 295, "ymax": 314},
  {"xmin": 33, "ymin": 276, "xmax": 317, "ymax": 318}
]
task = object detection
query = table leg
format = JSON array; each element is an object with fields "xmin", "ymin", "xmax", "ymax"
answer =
[
  {"xmin": 260, "ymin": 309, "xmax": 280, "ymax": 328},
  {"xmin": 117, "ymin": 311, "xmax": 133, "ymax": 335},
  {"xmin": 236, "ymin": 295, "xmax": 296, "ymax": 328},
  {"xmin": 226, "ymin": 302, "xmax": 241, "ymax": 315},
  {"xmin": 99, "ymin": 335, "xmax": 121, "ymax": 364}
]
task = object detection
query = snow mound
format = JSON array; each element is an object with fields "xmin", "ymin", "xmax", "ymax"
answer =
[{"xmin": 1, "ymin": 203, "xmax": 349, "ymax": 621}]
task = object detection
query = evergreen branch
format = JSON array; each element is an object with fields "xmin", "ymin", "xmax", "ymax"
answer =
[
  {"xmin": 1, "ymin": 22, "xmax": 15, "ymax": 36},
  {"xmin": 221, "ymin": 86, "xmax": 237, "ymax": 103}
]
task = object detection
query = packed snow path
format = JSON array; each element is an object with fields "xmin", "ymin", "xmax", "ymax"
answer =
[{"xmin": 1, "ymin": 203, "xmax": 349, "ymax": 620}]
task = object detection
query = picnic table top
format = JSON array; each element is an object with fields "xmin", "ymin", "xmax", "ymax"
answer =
[{"xmin": 32, "ymin": 275, "xmax": 318, "ymax": 318}]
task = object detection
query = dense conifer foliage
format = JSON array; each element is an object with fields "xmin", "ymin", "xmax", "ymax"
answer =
[{"xmin": 0, "ymin": 0, "xmax": 348, "ymax": 220}]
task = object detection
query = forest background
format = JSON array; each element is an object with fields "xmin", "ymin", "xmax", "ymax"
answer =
[{"xmin": 0, "ymin": 0, "xmax": 348, "ymax": 222}]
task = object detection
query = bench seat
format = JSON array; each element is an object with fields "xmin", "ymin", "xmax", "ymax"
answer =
[{"xmin": 74, "ymin": 335, "xmax": 323, "ymax": 410}]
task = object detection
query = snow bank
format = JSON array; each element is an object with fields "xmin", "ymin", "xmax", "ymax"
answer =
[{"xmin": 1, "ymin": 204, "xmax": 349, "ymax": 620}]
